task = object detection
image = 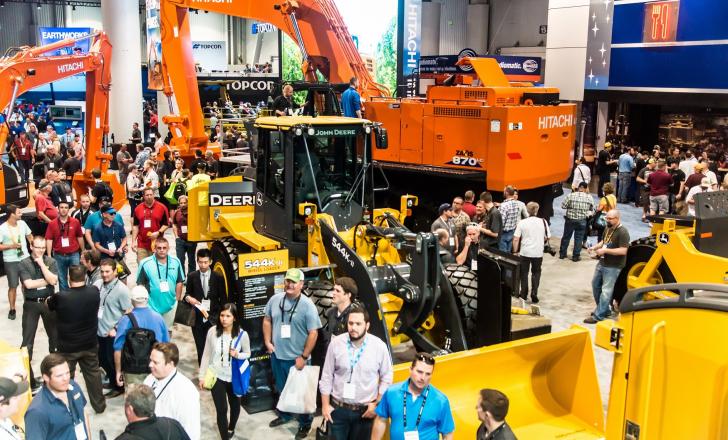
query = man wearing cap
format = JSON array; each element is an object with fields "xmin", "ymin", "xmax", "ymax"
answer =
[
  {"xmin": 136, "ymin": 237, "xmax": 185, "ymax": 330},
  {"xmin": 25, "ymin": 353, "xmax": 91, "ymax": 440},
  {"xmin": 84, "ymin": 196, "xmax": 124, "ymax": 249},
  {"xmin": 132, "ymin": 188, "xmax": 170, "ymax": 263},
  {"xmin": 431, "ymin": 203, "xmax": 456, "ymax": 253},
  {"xmin": 114, "ymin": 286, "xmax": 170, "ymax": 388},
  {"xmin": 92, "ymin": 205, "xmax": 128, "ymax": 261},
  {"xmin": 559, "ymin": 182, "xmax": 595, "ymax": 262},
  {"xmin": 44, "ymin": 200, "xmax": 84, "ymax": 291},
  {"xmin": 686, "ymin": 177, "xmax": 715, "ymax": 216},
  {"xmin": 0, "ymin": 376, "xmax": 28, "ymax": 440},
  {"xmin": 263, "ymin": 268, "xmax": 322, "ymax": 439}
]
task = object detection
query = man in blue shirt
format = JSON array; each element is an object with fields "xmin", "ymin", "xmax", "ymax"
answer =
[
  {"xmin": 136, "ymin": 236, "xmax": 185, "ymax": 330},
  {"xmin": 617, "ymin": 147, "xmax": 635, "ymax": 203},
  {"xmin": 114, "ymin": 285, "xmax": 170, "ymax": 388},
  {"xmin": 84, "ymin": 197, "xmax": 124, "ymax": 248},
  {"xmin": 91, "ymin": 206, "xmax": 128, "ymax": 260},
  {"xmin": 25, "ymin": 353, "xmax": 91, "ymax": 440},
  {"xmin": 342, "ymin": 77, "xmax": 362, "ymax": 118},
  {"xmin": 372, "ymin": 353, "xmax": 455, "ymax": 440}
]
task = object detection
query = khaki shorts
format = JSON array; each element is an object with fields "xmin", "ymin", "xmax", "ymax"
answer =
[
  {"xmin": 136, "ymin": 247, "xmax": 152, "ymax": 263},
  {"xmin": 161, "ymin": 302, "xmax": 178, "ymax": 330}
]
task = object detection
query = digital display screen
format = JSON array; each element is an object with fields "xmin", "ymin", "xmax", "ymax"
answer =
[{"xmin": 643, "ymin": 0, "xmax": 680, "ymax": 43}]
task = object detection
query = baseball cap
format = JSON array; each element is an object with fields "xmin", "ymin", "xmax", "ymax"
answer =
[
  {"xmin": 648, "ymin": 158, "xmax": 656, "ymax": 164},
  {"xmin": 438, "ymin": 203, "xmax": 452, "ymax": 215},
  {"xmin": 100, "ymin": 206, "xmax": 117, "ymax": 215},
  {"xmin": 99, "ymin": 196, "xmax": 112, "ymax": 205},
  {"xmin": 37, "ymin": 180, "xmax": 51, "ymax": 190},
  {"xmin": 700, "ymin": 177, "xmax": 711, "ymax": 188},
  {"xmin": 130, "ymin": 285, "xmax": 149, "ymax": 301},
  {"xmin": 578, "ymin": 181, "xmax": 589, "ymax": 189},
  {"xmin": 284, "ymin": 268, "xmax": 304, "ymax": 283},
  {"xmin": 694, "ymin": 162, "xmax": 705, "ymax": 171},
  {"xmin": 0, "ymin": 377, "xmax": 29, "ymax": 404}
]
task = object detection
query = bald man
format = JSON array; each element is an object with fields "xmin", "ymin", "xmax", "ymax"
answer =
[{"xmin": 584, "ymin": 209, "xmax": 630, "ymax": 323}]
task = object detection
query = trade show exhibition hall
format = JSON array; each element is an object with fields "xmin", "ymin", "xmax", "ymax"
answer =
[{"xmin": 0, "ymin": 0, "xmax": 726, "ymax": 439}]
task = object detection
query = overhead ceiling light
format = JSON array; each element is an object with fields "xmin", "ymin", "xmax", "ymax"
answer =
[
  {"xmin": 36, "ymin": 3, "xmax": 41, "ymax": 10},
  {"xmin": 0, "ymin": 1, "xmax": 5, "ymax": 8}
]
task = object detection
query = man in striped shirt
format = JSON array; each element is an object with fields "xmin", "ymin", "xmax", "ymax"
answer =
[{"xmin": 559, "ymin": 182, "xmax": 595, "ymax": 262}]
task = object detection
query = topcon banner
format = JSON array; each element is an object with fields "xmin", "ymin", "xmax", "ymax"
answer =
[
  {"xmin": 192, "ymin": 41, "xmax": 227, "ymax": 72},
  {"xmin": 38, "ymin": 27, "xmax": 92, "ymax": 56}
]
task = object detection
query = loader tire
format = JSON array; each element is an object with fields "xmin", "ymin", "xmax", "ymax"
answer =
[
  {"xmin": 443, "ymin": 264, "xmax": 478, "ymax": 332},
  {"xmin": 211, "ymin": 238, "xmax": 243, "ymax": 303},
  {"xmin": 304, "ymin": 280, "xmax": 334, "ymax": 327},
  {"xmin": 612, "ymin": 235, "xmax": 676, "ymax": 306}
]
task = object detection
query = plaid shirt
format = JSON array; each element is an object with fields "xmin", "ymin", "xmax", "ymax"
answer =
[
  {"xmin": 499, "ymin": 199, "xmax": 526, "ymax": 231},
  {"xmin": 562, "ymin": 191, "xmax": 595, "ymax": 220}
]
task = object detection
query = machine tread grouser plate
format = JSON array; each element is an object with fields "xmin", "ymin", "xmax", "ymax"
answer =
[
  {"xmin": 304, "ymin": 280, "xmax": 334, "ymax": 327},
  {"xmin": 443, "ymin": 264, "xmax": 478, "ymax": 332}
]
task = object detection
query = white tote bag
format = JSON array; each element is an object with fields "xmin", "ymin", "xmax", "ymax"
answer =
[{"xmin": 276, "ymin": 365, "xmax": 320, "ymax": 414}]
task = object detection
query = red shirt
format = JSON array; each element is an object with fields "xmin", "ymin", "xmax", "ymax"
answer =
[
  {"xmin": 462, "ymin": 202, "xmax": 476, "ymax": 219},
  {"xmin": 35, "ymin": 194, "xmax": 58, "ymax": 222},
  {"xmin": 45, "ymin": 217, "xmax": 83, "ymax": 254},
  {"xmin": 13, "ymin": 137, "xmax": 32, "ymax": 160},
  {"xmin": 173, "ymin": 209, "xmax": 189, "ymax": 241},
  {"xmin": 133, "ymin": 201, "xmax": 170, "ymax": 250},
  {"xmin": 647, "ymin": 170, "xmax": 673, "ymax": 196}
]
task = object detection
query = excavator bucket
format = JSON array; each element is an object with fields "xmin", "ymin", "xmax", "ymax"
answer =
[{"xmin": 391, "ymin": 326, "xmax": 605, "ymax": 439}]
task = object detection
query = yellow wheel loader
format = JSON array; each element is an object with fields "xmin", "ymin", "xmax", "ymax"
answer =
[
  {"xmin": 612, "ymin": 190, "xmax": 728, "ymax": 303},
  {"xmin": 388, "ymin": 283, "xmax": 728, "ymax": 439}
]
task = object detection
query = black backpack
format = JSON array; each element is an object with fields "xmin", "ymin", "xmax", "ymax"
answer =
[{"xmin": 121, "ymin": 313, "xmax": 157, "ymax": 374}]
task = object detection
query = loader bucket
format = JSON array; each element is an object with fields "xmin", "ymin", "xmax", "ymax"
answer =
[{"xmin": 391, "ymin": 326, "xmax": 605, "ymax": 439}]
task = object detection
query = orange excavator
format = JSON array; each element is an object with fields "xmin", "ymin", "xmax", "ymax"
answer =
[
  {"xmin": 0, "ymin": 32, "xmax": 125, "ymax": 210},
  {"xmin": 157, "ymin": 0, "xmax": 388, "ymax": 158},
  {"xmin": 158, "ymin": 0, "xmax": 575, "ymax": 223}
]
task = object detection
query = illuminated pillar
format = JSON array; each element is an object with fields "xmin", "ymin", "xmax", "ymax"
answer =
[
  {"xmin": 421, "ymin": 1, "xmax": 441, "ymax": 56},
  {"xmin": 101, "ymin": 0, "xmax": 143, "ymax": 144}
]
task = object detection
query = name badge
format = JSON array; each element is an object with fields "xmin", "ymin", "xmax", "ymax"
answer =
[
  {"xmin": 81, "ymin": 227, "xmax": 86, "ymax": 234},
  {"xmin": 61, "ymin": 237, "xmax": 70, "ymax": 248},
  {"xmin": 66, "ymin": 195, "xmax": 73, "ymax": 203},
  {"xmin": 201, "ymin": 299, "xmax": 211, "ymax": 311},
  {"xmin": 404, "ymin": 431, "xmax": 419, "ymax": 440},
  {"xmin": 21, "ymin": 148, "xmax": 26, "ymax": 155},
  {"xmin": 97, "ymin": 306, "xmax": 104, "ymax": 319},
  {"xmin": 180, "ymin": 225, "xmax": 188, "ymax": 234},
  {"xmin": 74, "ymin": 421, "xmax": 87, "ymax": 440},
  {"xmin": 471, "ymin": 259, "xmax": 478, "ymax": 271},
  {"xmin": 281, "ymin": 324, "xmax": 291, "ymax": 339},
  {"xmin": 449, "ymin": 237, "xmax": 455, "ymax": 247},
  {"xmin": 343, "ymin": 382, "xmax": 356, "ymax": 400},
  {"xmin": 49, "ymin": 163, "xmax": 55, "ymax": 169},
  {"xmin": 159, "ymin": 281, "xmax": 170, "ymax": 293},
  {"xmin": 107, "ymin": 242, "xmax": 117, "ymax": 252},
  {"xmin": 143, "ymin": 219, "xmax": 152, "ymax": 228}
]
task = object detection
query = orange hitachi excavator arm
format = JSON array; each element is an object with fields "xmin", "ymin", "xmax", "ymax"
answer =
[
  {"xmin": 0, "ymin": 32, "xmax": 125, "ymax": 210},
  {"xmin": 158, "ymin": 0, "xmax": 389, "ymax": 155}
]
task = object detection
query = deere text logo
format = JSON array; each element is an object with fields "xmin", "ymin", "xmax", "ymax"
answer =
[
  {"xmin": 58, "ymin": 62, "xmax": 84, "ymax": 74},
  {"xmin": 209, "ymin": 193, "xmax": 260, "ymax": 207}
]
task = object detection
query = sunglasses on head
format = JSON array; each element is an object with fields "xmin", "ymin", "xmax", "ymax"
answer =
[{"xmin": 415, "ymin": 353, "xmax": 435, "ymax": 365}]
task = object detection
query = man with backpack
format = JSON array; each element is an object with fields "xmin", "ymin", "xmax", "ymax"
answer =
[
  {"xmin": 88, "ymin": 168, "xmax": 114, "ymax": 210},
  {"xmin": 113, "ymin": 286, "xmax": 169, "ymax": 389}
]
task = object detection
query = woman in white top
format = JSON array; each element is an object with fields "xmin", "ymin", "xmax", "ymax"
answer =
[{"xmin": 199, "ymin": 303, "xmax": 251, "ymax": 440}]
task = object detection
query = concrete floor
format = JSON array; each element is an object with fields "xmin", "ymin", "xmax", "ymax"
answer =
[{"xmin": 0, "ymin": 190, "xmax": 651, "ymax": 439}]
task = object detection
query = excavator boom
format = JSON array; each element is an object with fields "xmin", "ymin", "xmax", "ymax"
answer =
[
  {"xmin": 0, "ymin": 32, "xmax": 125, "ymax": 210},
  {"xmin": 158, "ymin": 0, "xmax": 389, "ymax": 154}
]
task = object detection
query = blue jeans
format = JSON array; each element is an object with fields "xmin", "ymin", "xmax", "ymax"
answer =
[
  {"xmin": 559, "ymin": 218, "xmax": 586, "ymax": 259},
  {"xmin": 270, "ymin": 353, "xmax": 314, "ymax": 428},
  {"xmin": 54, "ymin": 252, "xmax": 80, "ymax": 291},
  {"xmin": 617, "ymin": 172, "xmax": 631, "ymax": 203},
  {"xmin": 175, "ymin": 237, "xmax": 197, "ymax": 274},
  {"xmin": 498, "ymin": 229, "xmax": 515, "ymax": 253},
  {"xmin": 331, "ymin": 406, "xmax": 373, "ymax": 440},
  {"xmin": 591, "ymin": 262, "xmax": 621, "ymax": 320}
]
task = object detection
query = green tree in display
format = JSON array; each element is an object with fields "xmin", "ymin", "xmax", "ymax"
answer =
[
  {"xmin": 375, "ymin": 17, "xmax": 397, "ymax": 96},
  {"xmin": 282, "ymin": 34, "xmax": 305, "ymax": 83}
]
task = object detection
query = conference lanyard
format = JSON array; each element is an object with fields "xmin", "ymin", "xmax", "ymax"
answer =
[
  {"xmin": 101, "ymin": 280, "xmax": 119, "ymax": 306},
  {"xmin": 279, "ymin": 295, "xmax": 301, "ymax": 324},
  {"xmin": 403, "ymin": 381, "xmax": 429, "ymax": 430},
  {"xmin": 156, "ymin": 259, "xmax": 169, "ymax": 281},
  {"xmin": 221, "ymin": 334, "xmax": 233, "ymax": 364},
  {"xmin": 154, "ymin": 371, "xmax": 177, "ymax": 400},
  {"xmin": 346, "ymin": 337, "xmax": 367, "ymax": 383}
]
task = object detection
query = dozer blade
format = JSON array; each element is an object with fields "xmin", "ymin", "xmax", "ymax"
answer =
[{"xmin": 391, "ymin": 326, "xmax": 605, "ymax": 439}]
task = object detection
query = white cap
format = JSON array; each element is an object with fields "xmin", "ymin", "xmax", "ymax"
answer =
[{"xmin": 130, "ymin": 285, "xmax": 149, "ymax": 301}]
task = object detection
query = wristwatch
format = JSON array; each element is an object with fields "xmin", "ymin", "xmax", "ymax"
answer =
[{"xmin": 301, "ymin": 353, "xmax": 310, "ymax": 360}]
